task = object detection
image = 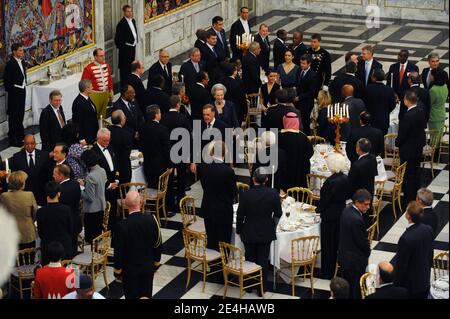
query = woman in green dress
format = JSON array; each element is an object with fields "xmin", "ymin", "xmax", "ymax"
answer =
[{"xmin": 428, "ymin": 69, "xmax": 448, "ymax": 146}]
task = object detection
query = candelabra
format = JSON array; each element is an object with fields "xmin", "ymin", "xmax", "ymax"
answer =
[
  {"xmin": 327, "ymin": 103, "xmax": 349, "ymax": 153},
  {"xmin": 236, "ymin": 33, "xmax": 254, "ymax": 54}
]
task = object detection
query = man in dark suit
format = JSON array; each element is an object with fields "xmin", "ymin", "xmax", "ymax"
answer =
[
  {"xmin": 203, "ymin": 31, "xmax": 223, "ymax": 86},
  {"xmin": 147, "ymin": 49, "xmax": 173, "ymax": 96},
  {"xmin": 421, "ymin": 52, "xmax": 440, "ymax": 90},
  {"xmin": 36, "ymin": 181, "xmax": 73, "ymax": 265},
  {"xmin": 4, "ymin": 43, "xmax": 27, "ymax": 146},
  {"xmin": 290, "ymin": 32, "xmax": 308, "ymax": 66},
  {"xmin": 53, "ymin": 164, "xmax": 81, "ymax": 258},
  {"xmin": 346, "ymin": 112, "xmax": 384, "ymax": 162},
  {"xmin": 264, "ymin": 89, "xmax": 301, "ymax": 130},
  {"xmin": 219, "ymin": 63, "xmax": 247, "ymax": 125},
  {"xmin": 178, "ymin": 48, "xmax": 204, "ymax": 89},
  {"xmin": 356, "ymin": 45, "xmax": 383, "ymax": 86},
  {"xmin": 109, "ymin": 110, "xmax": 133, "ymax": 184},
  {"xmin": 39, "ymin": 90, "xmax": 66, "ymax": 152},
  {"xmin": 254, "ymin": 24, "xmax": 270, "ymax": 72},
  {"xmin": 126, "ymin": 60, "xmax": 151, "ymax": 111},
  {"xmin": 194, "ymin": 29, "xmax": 208, "ymax": 61},
  {"xmin": 395, "ymin": 90, "xmax": 426, "ymax": 204},
  {"xmin": 51, "ymin": 144, "xmax": 74, "ymax": 180},
  {"xmin": 364, "ymin": 69, "xmax": 397, "ymax": 135},
  {"xmin": 342, "ymin": 84, "xmax": 366, "ymax": 132},
  {"xmin": 338, "ymin": 189, "xmax": 372, "ymax": 299},
  {"xmin": 236, "ymin": 168, "xmax": 282, "ymax": 296},
  {"xmin": 242, "ymin": 42, "xmax": 262, "ymax": 94},
  {"xmin": 307, "ymin": 33, "xmax": 332, "ymax": 88},
  {"xmin": 114, "ymin": 191, "xmax": 162, "ymax": 299},
  {"xmin": 139, "ymin": 105, "xmax": 173, "ymax": 189},
  {"xmin": 407, "ymin": 72, "xmax": 431, "ymax": 123},
  {"xmin": 198, "ymin": 104, "xmax": 228, "ymax": 149},
  {"xmin": 387, "ymin": 50, "xmax": 419, "ymax": 105},
  {"xmin": 114, "ymin": 5, "xmax": 138, "ymax": 85},
  {"xmin": 366, "ymin": 261, "xmax": 408, "ymax": 299},
  {"xmin": 273, "ymin": 29, "xmax": 288, "ymax": 70},
  {"xmin": 10, "ymin": 134, "xmax": 51, "ymax": 206},
  {"xmin": 329, "ymin": 61, "xmax": 365, "ymax": 102},
  {"xmin": 187, "ymin": 71, "xmax": 211, "ymax": 121},
  {"xmin": 229, "ymin": 7, "xmax": 252, "ymax": 62},
  {"xmin": 112, "ymin": 85, "xmax": 144, "ymax": 142},
  {"xmin": 208, "ymin": 16, "xmax": 230, "ymax": 60},
  {"xmin": 72, "ymin": 79, "xmax": 99, "ymax": 145},
  {"xmin": 416, "ymin": 188, "xmax": 438, "ymax": 237},
  {"xmin": 147, "ymin": 74, "xmax": 170, "ymax": 114},
  {"xmin": 348, "ymin": 138, "xmax": 378, "ymax": 197},
  {"xmin": 296, "ymin": 54, "xmax": 319, "ymax": 135},
  {"xmin": 393, "ymin": 202, "xmax": 434, "ymax": 299}
]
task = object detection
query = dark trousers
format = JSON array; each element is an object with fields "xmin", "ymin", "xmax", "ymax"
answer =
[
  {"xmin": 84, "ymin": 211, "xmax": 103, "ymax": 243},
  {"xmin": 341, "ymin": 265, "xmax": 366, "ymax": 299},
  {"xmin": 7, "ymin": 88, "xmax": 26, "ymax": 145},
  {"xmin": 401, "ymin": 157, "xmax": 421, "ymax": 204},
  {"xmin": 299, "ymin": 104, "xmax": 313, "ymax": 136},
  {"xmin": 243, "ymin": 242, "xmax": 271, "ymax": 292},
  {"xmin": 119, "ymin": 46, "xmax": 136, "ymax": 86},
  {"xmin": 409, "ymin": 289, "xmax": 430, "ymax": 299},
  {"xmin": 106, "ymin": 189, "xmax": 118, "ymax": 232},
  {"xmin": 123, "ymin": 267, "xmax": 154, "ymax": 299},
  {"xmin": 166, "ymin": 164, "xmax": 186, "ymax": 212},
  {"xmin": 204, "ymin": 218, "xmax": 232, "ymax": 251},
  {"xmin": 320, "ymin": 220, "xmax": 340, "ymax": 279}
]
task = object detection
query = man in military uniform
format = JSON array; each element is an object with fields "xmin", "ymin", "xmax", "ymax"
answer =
[{"xmin": 306, "ymin": 33, "xmax": 331, "ymax": 89}]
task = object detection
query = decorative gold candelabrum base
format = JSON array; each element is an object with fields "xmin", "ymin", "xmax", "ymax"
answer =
[
  {"xmin": 328, "ymin": 115, "xmax": 349, "ymax": 154},
  {"xmin": 237, "ymin": 43, "xmax": 250, "ymax": 55}
]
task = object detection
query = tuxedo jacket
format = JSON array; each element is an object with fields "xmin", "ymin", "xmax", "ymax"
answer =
[
  {"xmin": 366, "ymin": 284, "xmax": 408, "ymax": 299},
  {"xmin": 348, "ymin": 153, "xmax": 378, "ymax": 196},
  {"xmin": 316, "ymin": 172, "xmax": 351, "ymax": 222},
  {"xmin": 39, "ymin": 105, "xmax": 66, "ymax": 152},
  {"xmin": 208, "ymin": 27, "xmax": 230, "ymax": 59},
  {"xmin": 91, "ymin": 144, "xmax": 120, "ymax": 184},
  {"xmin": 187, "ymin": 83, "xmax": 211, "ymax": 121},
  {"xmin": 254, "ymin": 34, "xmax": 271, "ymax": 71},
  {"xmin": 395, "ymin": 106, "xmax": 426, "ymax": 160},
  {"xmin": 3, "ymin": 56, "xmax": 27, "ymax": 94},
  {"xmin": 346, "ymin": 125, "xmax": 384, "ymax": 162},
  {"xmin": 242, "ymin": 52, "xmax": 262, "ymax": 94},
  {"xmin": 202, "ymin": 45, "xmax": 223, "ymax": 85},
  {"xmin": 229, "ymin": 19, "xmax": 253, "ymax": 60},
  {"xmin": 290, "ymin": 42, "xmax": 308, "ymax": 66},
  {"xmin": 179, "ymin": 60, "xmax": 204, "ymax": 88},
  {"xmin": 59, "ymin": 179, "xmax": 82, "ymax": 235},
  {"xmin": 273, "ymin": 39, "xmax": 287, "ymax": 69},
  {"xmin": 72, "ymin": 94, "xmax": 99, "ymax": 144},
  {"xmin": 109, "ymin": 125, "xmax": 133, "ymax": 184},
  {"xmin": 114, "ymin": 17, "xmax": 138, "ymax": 68},
  {"xmin": 364, "ymin": 82, "xmax": 397, "ymax": 133},
  {"xmin": 296, "ymin": 68, "xmax": 319, "ymax": 111},
  {"xmin": 112, "ymin": 98, "xmax": 144, "ymax": 135},
  {"xmin": 329, "ymin": 73, "xmax": 365, "ymax": 102},
  {"xmin": 147, "ymin": 86, "xmax": 170, "ymax": 114},
  {"xmin": 356, "ymin": 59, "xmax": 383, "ymax": 85},
  {"xmin": 125, "ymin": 73, "xmax": 151, "ymax": 110},
  {"xmin": 387, "ymin": 62, "xmax": 419, "ymax": 98},
  {"xmin": 147, "ymin": 61, "xmax": 173, "ymax": 96}
]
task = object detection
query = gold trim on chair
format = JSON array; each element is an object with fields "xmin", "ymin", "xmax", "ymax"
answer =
[
  {"xmin": 438, "ymin": 124, "xmax": 448, "ymax": 164},
  {"xmin": 307, "ymin": 135, "xmax": 326, "ymax": 146},
  {"xmin": 289, "ymin": 236, "xmax": 320, "ymax": 296},
  {"xmin": 145, "ymin": 170, "xmax": 171, "ymax": 225},
  {"xmin": 306, "ymin": 174, "xmax": 328, "ymax": 203},
  {"xmin": 286, "ymin": 187, "xmax": 314, "ymax": 205},
  {"xmin": 382, "ymin": 161, "xmax": 407, "ymax": 220},
  {"xmin": 422, "ymin": 129, "xmax": 440, "ymax": 177},
  {"xmin": 235, "ymin": 182, "xmax": 250, "ymax": 204},
  {"xmin": 360, "ymin": 272, "xmax": 376, "ymax": 299},
  {"xmin": 383, "ymin": 133, "xmax": 400, "ymax": 173},
  {"xmin": 118, "ymin": 182, "xmax": 147, "ymax": 219},
  {"xmin": 179, "ymin": 196, "xmax": 205, "ymax": 235},
  {"xmin": 102, "ymin": 201, "xmax": 111, "ymax": 233},
  {"xmin": 367, "ymin": 221, "xmax": 377, "ymax": 247},
  {"xmin": 10, "ymin": 248, "xmax": 39, "ymax": 299},
  {"xmin": 433, "ymin": 251, "xmax": 449, "ymax": 281},
  {"xmin": 244, "ymin": 93, "xmax": 261, "ymax": 129},
  {"xmin": 371, "ymin": 180, "xmax": 385, "ymax": 238}
]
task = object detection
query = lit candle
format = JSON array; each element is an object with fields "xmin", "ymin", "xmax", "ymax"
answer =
[
  {"xmin": 346, "ymin": 104, "xmax": 349, "ymax": 117},
  {"xmin": 5, "ymin": 158, "xmax": 9, "ymax": 173},
  {"xmin": 100, "ymin": 115, "xmax": 103, "ymax": 129},
  {"xmin": 327, "ymin": 105, "xmax": 330, "ymax": 118},
  {"xmin": 236, "ymin": 35, "xmax": 239, "ymax": 46},
  {"xmin": 271, "ymin": 165, "xmax": 275, "ymax": 189},
  {"xmin": 181, "ymin": 74, "xmax": 184, "ymax": 83},
  {"xmin": 390, "ymin": 72, "xmax": 393, "ymax": 88}
]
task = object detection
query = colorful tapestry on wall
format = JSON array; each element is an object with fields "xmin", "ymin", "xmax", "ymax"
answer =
[
  {"xmin": 0, "ymin": 0, "xmax": 95, "ymax": 77},
  {"xmin": 144, "ymin": 0, "xmax": 200, "ymax": 23}
]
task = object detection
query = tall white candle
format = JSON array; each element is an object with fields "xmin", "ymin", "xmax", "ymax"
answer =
[
  {"xmin": 181, "ymin": 74, "xmax": 184, "ymax": 83},
  {"xmin": 346, "ymin": 104, "xmax": 349, "ymax": 117},
  {"xmin": 327, "ymin": 105, "xmax": 330, "ymax": 118},
  {"xmin": 100, "ymin": 115, "xmax": 103, "ymax": 129},
  {"xmin": 5, "ymin": 158, "xmax": 9, "ymax": 173},
  {"xmin": 236, "ymin": 35, "xmax": 239, "ymax": 46},
  {"xmin": 271, "ymin": 165, "xmax": 275, "ymax": 189},
  {"xmin": 390, "ymin": 72, "xmax": 393, "ymax": 88}
]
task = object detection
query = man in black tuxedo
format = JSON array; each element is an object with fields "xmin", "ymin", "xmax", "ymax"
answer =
[
  {"xmin": 126, "ymin": 60, "xmax": 151, "ymax": 111},
  {"xmin": 416, "ymin": 188, "xmax": 438, "ymax": 237},
  {"xmin": 364, "ymin": 69, "xmax": 397, "ymax": 135},
  {"xmin": 264, "ymin": 89, "xmax": 301, "ymax": 130},
  {"xmin": 198, "ymin": 104, "xmax": 228, "ymax": 150},
  {"xmin": 4, "ymin": 43, "xmax": 27, "ymax": 146},
  {"xmin": 203, "ymin": 31, "xmax": 223, "ymax": 86},
  {"xmin": 147, "ymin": 49, "xmax": 173, "ymax": 96},
  {"xmin": 114, "ymin": 191, "xmax": 162, "ymax": 299},
  {"xmin": 346, "ymin": 112, "xmax": 384, "ymax": 162},
  {"xmin": 296, "ymin": 54, "xmax": 319, "ymax": 135},
  {"xmin": 39, "ymin": 90, "xmax": 66, "ymax": 152},
  {"xmin": 187, "ymin": 71, "xmax": 211, "ymax": 121},
  {"xmin": 356, "ymin": 45, "xmax": 383, "ymax": 86},
  {"xmin": 387, "ymin": 50, "xmax": 419, "ymax": 106},
  {"xmin": 178, "ymin": 48, "xmax": 204, "ymax": 89},
  {"xmin": 395, "ymin": 90, "xmax": 426, "ymax": 204},
  {"xmin": 219, "ymin": 63, "xmax": 247, "ymax": 126},
  {"xmin": 229, "ymin": 6, "xmax": 252, "ymax": 62},
  {"xmin": 342, "ymin": 84, "xmax": 366, "ymax": 133},
  {"xmin": 348, "ymin": 138, "xmax": 378, "ymax": 197},
  {"xmin": 92, "ymin": 128, "xmax": 120, "ymax": 230},
  {"xmin": 393, "ymin": 202, "xmax": 434, "ymax": 299},
  {"xmin": 53, "ymin": 164, "xmax": 81, "ymax": 258},
  {"xmin": 109, "ymin": 110, "xmax": 133, "ymax": 184},
  {"xmin": 366, "ymin": 261, "xmax": 408, "ymax": 299},
  {"xmin": 421, "ymin": 52, "xmax": 440, "ymax": 90},
  {"xmin": 172, "ymin": 82, "xmax": 192, "ymax": 124},
  {"xmin": 208, "ymin": 16, "xmax": 230, "ymax": 60},
  {"xmin": 72, "ymin": 79, "xmax": 99, "ymax": 145},
  {"xmin": 329, "ymin": 61, "xmax": 365, "ymax": 102},
  {"xmin": 10, "ymin": 134, "xmax": 50, "ymax": 206},
  {"xmin": 338, "ymin": 189, "xmax": 372, "ymax": 299},
  {"xmin": 236, "ymin": 168, "xmax": 282, "ymax": 296},
  {"xmin": 406, "ymin": 72, "xmax": 431, "ymax": 123},
  {"xmin": 147, "ymin": 74, "xmax": 170, "ymax": 114},
  {"xmin": 273, "ymin": 29, "xmax": 288, "ymax": 70},
  {"xmin": 290, "ymin": 32, "xmax": 308, "ymax": 66},
  {"xmin": 194, "ymin": 29, "xmax": 208, "ymax": 61},
  {"xmin": 242, "ymin": 42, "xmax": 262, "ymax": 94},
  {"xmin": 114, "ymin": 5, "xmax": 138, "ymax": 85},
  {"xmin": 254, "ymin": 24, "xmax": 270, "ymax": 72},
  {"xmin": 139, "ymin": 105, "xmax": 173, "ymax": 190},
  {"xmin": 307, "ymin": 33, "xmax": 332, "ymax": 88},
  {"xmin": 112, "ymin": 85, "xmax": 144, "ymax": 143}
]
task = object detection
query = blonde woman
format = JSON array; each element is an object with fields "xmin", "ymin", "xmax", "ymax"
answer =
[{"xmin": 316, "ymin": 90, "xmax": 336, "ymax": 143}]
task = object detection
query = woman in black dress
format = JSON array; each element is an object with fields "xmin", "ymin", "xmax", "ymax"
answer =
[{"xmin": 260, "ymin": 68, "xmax": 281, "ymax": 128}]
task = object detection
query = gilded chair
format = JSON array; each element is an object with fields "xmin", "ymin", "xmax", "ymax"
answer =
[
  {"xmin": 306, "ymin": 173, "xmax": 328, "ymax": 202},
  {"xmin": 9, "ymin": 248, "xmax": 39, "ymax": 299},
  {"xmin": 422, "ymin": 129, "xmax": 440, "ymax": 177},
  {"xmin": 118, "ymin": 182, "xmax": 147, "ymax": 219},
  {"xmin": 102, "ymin": 201, "xmax": 111, "ymax": 233},
  {"xmin": 367, "ymin": 221, "xmax": 378, "ymax": 247},
  {"xmin": 179, "ymin": 195, "xmax": 205, "ymax": 235},
  {"xmin": 360, "ymin": 272, "xmax": 376, "ymax": 299},
  {"xmin": 383, "ymin": 133, "xmax": 400, "ymax": 181},
  {"xmin": 438, "ymin": 124, "xmax": 448, "ymax": 163},
  {"xmin": 235, "ymin": 182, "xmax": 250, "ymax": 204},
  {"xmin": 370, "ymin": 180, "xmax": 385, "ymax": 237},
  {"xmin": 333, "ymin": 262, "xmax": 340, "ymax": 278},
  {"xmin": 182, "ymin": 229, "xmax": 222, "ymax": 292},
  {"xmin": 433, "ymin": 251, "xmax": 449, "ymax": 280},
  {"xmin": 307, "ymin": 135, "xmax": 326, "ymax": 146},
  {"xmin": 382, "ymin": 161, "xmax": 407, "ymax": 220},
  {"xmin": 290, "ymin": 236, "xmax": 320, "ymax": 296},
  {"xmin": 219, "ymin": 241, "xmax": 264, "ymax": 299},
  {"xmin": 244, "ymin": 93, "xmax": 261, "ymax": 129},
  {"xmin": 145, "ymin": 170, "xmax": 171, "ymax": 225},
  {"xmin": 286, "ymin": 187, "xmax": 314, "ymax": 205},
  {"xmin": 71, "ymin": 231, "xmax": 111, "ymax": 290}
]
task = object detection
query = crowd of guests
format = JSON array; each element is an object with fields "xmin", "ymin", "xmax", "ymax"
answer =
[{"xmin": 0, "ymin": 4, "xmax": 448, "ymax": 300}]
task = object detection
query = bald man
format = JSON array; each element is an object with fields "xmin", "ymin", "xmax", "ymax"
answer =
[
  {"xmin": 147, "ymin": 49, "xmax": 173, "ymax": 95},
  {"xmin": 114, "ymin": 191, "xmax": 162, "ymax": 299},
  {"xmin": 342, "ymin": 84, "xmax": 366, "ymax": 132},
  {"xmin": 366, "ymin": 261, "xmax": 408, "ymax": 299}
]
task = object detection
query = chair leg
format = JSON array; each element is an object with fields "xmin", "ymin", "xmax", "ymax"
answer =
[
  {"xmin": 223, "ymin": 272, "xmax": 228, "ymax": 299},
  {"xmin": 333, "ymin": 263, "xmax": 339, "ymax": 278},
  {"xmin": 19, "ymin": 278, "xmax": 23, "ymax": 299},
  {"xmin": 186, "ymin": 258, "xmax": 192, "ymax": 290},
  {"xmin": 202, "ymin": 261, "xmax": 206, "ymax": 293},
  {"xmin": 239, "ymin": 275, "xmax": 243, "ymax": 299},
  {"xmin": 291, "ymin": 263, "xmax": 295, "ymax": 296},
  {"xmin": 103, "ymin": 263, "xmax": 108, "ymax": 288},
  {"xmin": 391, "ymin": 195, "xmax": 397, "ymax": 220},
  {"xmin": 310, "ymin": 265, "xmax": 315, "ymax": 295},
  {"xmin": 397, "ymin": 189, "xmax": 403, "ymax": 214},
  {"xmin": 259, "ymin": 270, "xmax": 264, "ymax": 298}
]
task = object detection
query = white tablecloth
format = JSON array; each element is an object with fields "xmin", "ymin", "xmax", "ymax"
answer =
[
  {"xmin": 130, "ymin": 150, "xmax": 146, "ymax": 184},
  {"xmin": 430, "ymin": 275, "xmax": 449, "ymax": 299},
  {"xmin": 31, "ymin": 73, "xmax": 81, "ymax": 124}
]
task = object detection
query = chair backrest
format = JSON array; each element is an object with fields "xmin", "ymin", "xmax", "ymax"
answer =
[
  {"xmin": 16, "ymin": 248, "xmax": 38, "ymax": 275},
  {"xmin": 426, "ymin": 129, "xmax": 441, "ymax": 150},
  {"xmin": 179, "ymin": 195, "xmax": 198, "ymax": 228},
  {"xmin": 286, "ymin": 187, "xmax": 314, "ymax": 205},
  {"xmin": 433, "ymin": 251, "xmax": 449, "ymax": 280},
  {"xmin": 384, "ymin": 133, "xmax": 398, "ymax": 157},
  {"xmin": 394, "ymin": 162, "xmax": 407, "ymax": 186},
  {"xmin": 119, "ymin": 182, "xmax": 147, "ymax": 200},
  {"xmin": 235, "ymin": 182, "xmax": 250, "ymax": 204},
  {"xmin": 102, "ymin": 201, "xmax": 111, "ymax": 232},
  {"xmin": 307, "ymin": 135, "xmax": 326, "ymax": 146},
  {"xmin": 158, "ymin": 170, "xmax": 171, "ymax": 195},
  {"xmin": 182, "ymin": 229, "xmax": 208, "ymax": 260},
  {"xmin": 91, "ymin": 231, "xmax": 111, "ymax": 263},
  {"xmin": 360, "ymin": 272, "xmax": 376, "ymax": 299},
  {"xmin": 306, "ymin": 174, "xmax": 328, "ymax": 198},
  {"xmin": 367, "ymin": 222, "xmax": 377, "ymax": 246},
  {"xmin": 372, "ymin": 180, "xmax": 385, "ymax": 213},
  {"xmin": 291, "ymin": 236, "xmax": 320, "ymax": 263},
  {"xmin": 246, "ymin": 93, "xmax": 260, "ymax": 110},
  {"xmin": 219, "ymin": 241, "xmax": 244, "ymax": 274}
]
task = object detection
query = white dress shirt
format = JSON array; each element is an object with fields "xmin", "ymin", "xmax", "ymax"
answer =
[
  {"xmin": 159, "ymin": 62, "xmax": 169, "ymax": 76},
  {"xmin": 51, "ymin": 105, "xmax": 65, "ymax": 128},
  {"xmin": 98, "ymin": 145, "xmax": 114, "ymax": 172},
  {"xmin": 125, "ymin": 17, "xmax": 137, "ymax": 46},
  {"xmin": 365, "ymin": 59, "xmax": 373, "ymax": 85},
  {"xmin": 240, "ymin": 18, "xmax": 250, "ymax": 36},
  {"xmin": 26, "ymin": 150, "xmax": 35, "ymax": 166},
  {"xmin": 14, "ymin": 56, "xmax": 26, "ymax": 88}
]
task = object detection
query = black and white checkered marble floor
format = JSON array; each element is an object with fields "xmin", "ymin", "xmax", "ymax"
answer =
[{"xmin": 2, "ymin": 10, "xmax": 448, "ymax": 299}]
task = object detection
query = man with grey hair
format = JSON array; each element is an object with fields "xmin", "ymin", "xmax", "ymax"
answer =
[
  {"xmin": 179, "ymin": 48, "xmax": 204, "ymax": 87},
  {"xmin": 422, "ymin": 52, "xmax": 440, "ymax": 90},
  {"xmin": 126, "ymin": 60, "xmax": 151, "ymax": 110},
  {"xmin": 348, "ymin": 138, "xmax": 378, "ymax": 197},
  {"xmin": 407, "ymin": 71, "xmax": 431, "ymax": 123},
  {"xmin": 416, "ymin": 188, "xmax": 437, "ymax": 236},
  {"xmin": 242, "ymin": 42, "xmax": 262, "ymax": 94},
  {"xmin": 72, "ymin": 79, "xmax": 99, "ymax": 144},
  {"xmin": 109, "ymin": 109, "xmax": 133, "ymax": 184},
  {"xmin": 148, "ymin": 49, "xmax": 173, "ymax": 95}
]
